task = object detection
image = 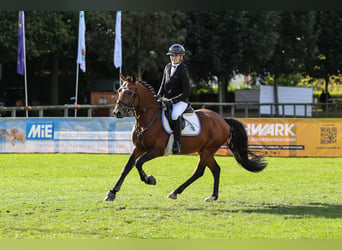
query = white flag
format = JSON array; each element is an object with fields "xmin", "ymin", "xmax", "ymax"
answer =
[
  {"xmin": 77, "ymin": 11, "xmax": 86, "ymax": 72},
  {"xmin": 114, "ymin": 11, "xmax": 122, "ymax": 69}
]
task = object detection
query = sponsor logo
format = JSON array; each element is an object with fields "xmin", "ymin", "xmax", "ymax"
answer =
[
  {"xmin": 246, "ymin": 123, "xmax": 295, "ymax": 137},
  {"xmin": 26, "ymin": 123, "xmax": 54, "ymax": 140}
]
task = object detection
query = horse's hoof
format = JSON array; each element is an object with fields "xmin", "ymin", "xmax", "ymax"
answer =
[
  {"xmin": 204, "ymin": 196, "xmax": 217, "ymax": 202},
  {"xmin": 104, "ymin": 190, "xmax": 116, "ymax": 201},
  {"xmin": 168, "ymin": 192, "xmax": 177, "ymax": 199},
  {"xmin": 147, "ymin": 175, "xmax": 156, "ymax": 185}
]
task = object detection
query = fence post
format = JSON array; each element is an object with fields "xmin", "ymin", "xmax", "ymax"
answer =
[
  {"xmin": 293, "ymin": 104, "xmax": 296, "ymax": 118},
  {"xmin": 109, "ymin": 107, "xmax": 113, "ymax": 117},
  {"xmin": 64, "ymin": 108, "xmax": 68, "ymax": 117},
  {"xmin": 304, "ymin": 104, "xmax": 307, "ymax": 117}
]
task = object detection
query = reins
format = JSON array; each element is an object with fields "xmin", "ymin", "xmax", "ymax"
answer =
[
  {"xmin": 134, "ymin": 105, "xmax": 160, "ymax": 138},
  {"xmin": 134, "ymin": 100, "xmax": 162, "ymax": 138}
]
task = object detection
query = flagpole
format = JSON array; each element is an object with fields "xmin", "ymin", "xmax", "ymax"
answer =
[
  {"xmin": 75, "ymin": 11, "xmax": 86, "ymax": 118},
  {"xmin": 74, "ymin": 63, "xmax": 79, "ymax": 118},
  {"xmin": 23, "ymin": 12, "xmax": 28, "ymax": 118}
]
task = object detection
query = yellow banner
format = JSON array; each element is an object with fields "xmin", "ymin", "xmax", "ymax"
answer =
[{"xmin": 217, "ymin": 118, "xmax": 342, "ymax": 157}]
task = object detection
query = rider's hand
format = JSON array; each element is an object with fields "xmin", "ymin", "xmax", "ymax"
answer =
[
  {"xmin": 154, "ymin": 94, "xmax": 161, "ymax": 101},
  {"xmin": 163, "ymin": 98, "xmax": 172, "ymax": 107}
]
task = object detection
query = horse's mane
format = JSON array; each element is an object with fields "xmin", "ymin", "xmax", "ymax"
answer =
[
  {"xmin": 127, "ymin": 76, "xmax": 156, "ymax": 96},
  {"xmin": 139, "ymin": 80, "xmax": 156, "ymax": 96}
]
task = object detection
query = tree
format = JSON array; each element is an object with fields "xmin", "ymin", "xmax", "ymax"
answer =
[
  {"xmin": 185, "ymin": 11, "xmax": 280, "ymax": 103},
  {"xmin": 84, "ymin": 11, "xmax": 116, "ymax": 80},
  {"xmin": 263, "ymin": 11, "xmax": 318, "ymax": 114},
  {"xmin": 0, "ymin": 12, "xmax": 24, "ymax": 105},
  {"xmin": 234, "ymin": 11, "xmax": 280, "ymax": 77},
  {"xmin": 0, "ymin": 11, "xmax": 77, "ymax": 106},
  {"xmin": 121, "ymin": 11, "xmax": 187, "ymax": 86},
  {"xmin": 0, "ymin": 11, "xmax": 187, "ymax": 105},
  {"xmin": 310, "ymin": 11, "xmax": 342, "ymax": 101},
  {"xmin": 0, "ymin": 11, "xmax": 339, "ymax": 109},
  {"xmin": 28, "ymin": 11, "xmax": 77, "ymax": 105},
  {"xmin": 185, "ymin": 11, "xmax": 237, "ymax": 104}
]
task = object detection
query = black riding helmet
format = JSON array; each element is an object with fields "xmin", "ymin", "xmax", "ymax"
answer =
[{"xmin": 166, "ymin": 44, "xmax": 185, "ymax": 55}]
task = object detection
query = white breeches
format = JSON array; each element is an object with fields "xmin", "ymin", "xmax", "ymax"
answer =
[{"xmin": 171, "ymin": 101, "xmax": 188, "ymax": 120}]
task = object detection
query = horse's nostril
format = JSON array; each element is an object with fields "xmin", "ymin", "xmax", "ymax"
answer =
[{"xmin": 113, "ymin": 110, "xmax": 122, "ymax": 118}]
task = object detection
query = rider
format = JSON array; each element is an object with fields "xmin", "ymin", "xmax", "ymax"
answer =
[{"xmin": 156, "ymin": 44, "xmax": 191, "ymax": 154}]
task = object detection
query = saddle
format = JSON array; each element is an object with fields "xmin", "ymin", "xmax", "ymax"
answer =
[{"xmin": 161, "ymin": 100, "xmax": 201, "ymax": 136}]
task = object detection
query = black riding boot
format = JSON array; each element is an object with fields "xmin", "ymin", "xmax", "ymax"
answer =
[{"xmin": 172, "ymin": 117, "xmax": 181, "ymax": 154}]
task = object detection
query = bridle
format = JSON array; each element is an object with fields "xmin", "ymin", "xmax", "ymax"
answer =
[
  {"xmin": 116, "ymin": 85, "xmax": 139, "ymax": 113},
  {"xmin": 116, "ymin": 83, "xmax": 161, "ymax": 138}
]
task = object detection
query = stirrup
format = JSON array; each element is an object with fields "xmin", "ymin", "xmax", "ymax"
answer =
[{"xmin": 172, "ymin": 141, "xmax": 181, "ymax": 154}]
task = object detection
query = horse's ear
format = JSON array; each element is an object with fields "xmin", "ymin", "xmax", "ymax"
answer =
[
  {"xmin": 132, "ymin": 75, "xmax": 136, "ymax": 83},
  {"xmin": 120, "ymin": 73, "xmax": 126, "ymax": 82}
]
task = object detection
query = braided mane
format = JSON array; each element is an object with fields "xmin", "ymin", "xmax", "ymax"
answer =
[
  {"xmin": 126, "ymin": 76, "xmax": 156, "ymax": 97},
  {"xmin": 138, "ymin": 79, "xmax": 156, "ymax": 96}
]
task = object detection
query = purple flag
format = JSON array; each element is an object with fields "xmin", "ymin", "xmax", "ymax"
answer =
[{"xmin": 17, "ymin": 11, "xmax": 25, "ymax": 75}]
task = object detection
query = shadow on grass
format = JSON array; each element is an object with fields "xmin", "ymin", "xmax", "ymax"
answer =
[
  {"xmin": 117, "ymin": 200, "xmax": 342, "ymax": 219},
  {"xmin": 186, "ymin": 202, "xmax": 342, "ymax": 219},
  {"xmin": 242, "ymin": 202, "xmax": 342, "ymax": 219}
]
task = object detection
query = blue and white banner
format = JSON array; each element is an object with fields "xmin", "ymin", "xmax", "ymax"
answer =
[{"xmin": 0, "ymin": 118, "xmax": 135, "ymax": 153}]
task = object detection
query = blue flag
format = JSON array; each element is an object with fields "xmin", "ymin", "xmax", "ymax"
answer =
[
  {"xmin": 17, "ymin": 11, "xmax": 25, "ymax": 75},
  {"xmin": 114, "ymin": 11, "xmax": 122, "ymax": 69}
]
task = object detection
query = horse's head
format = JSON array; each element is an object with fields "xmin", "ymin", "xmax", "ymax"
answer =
[{"xmin": 113, "ymin": 74, "xmax": 139, "ymax": 118}]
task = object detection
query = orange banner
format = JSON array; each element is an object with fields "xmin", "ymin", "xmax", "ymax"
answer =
[{"xmin": 217, "ymin": 118, "xmax": 342, "ymax": 157}]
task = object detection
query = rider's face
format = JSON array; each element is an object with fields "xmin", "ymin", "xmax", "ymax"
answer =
[{"xmin": 170, "ymin": 54, "xmax": 182, "ymax": 64}]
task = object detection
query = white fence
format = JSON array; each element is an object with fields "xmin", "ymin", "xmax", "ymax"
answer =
[{"xmin": 0, "ymin": 102, "xmax": 341, "ymax": 118}]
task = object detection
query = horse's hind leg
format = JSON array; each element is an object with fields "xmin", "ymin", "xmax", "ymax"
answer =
[
  {"xmin": 204, "ymin": 157, "xmax": 221, "ymax": 202},
  {"xmin": 104, "ymin": 148, "xmax": 141, "ymax": 201},
  {"xmin": 167, "ymin": 157, "xmax": 206, "ymax": 200}
]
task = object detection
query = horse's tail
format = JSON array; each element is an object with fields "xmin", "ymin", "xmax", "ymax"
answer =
[{"xmin": 225, "ymin": 118, "xmax": 267, "ymax": 172}]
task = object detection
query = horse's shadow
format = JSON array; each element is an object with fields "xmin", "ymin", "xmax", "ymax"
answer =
[
  {"xmin": 117, "ymin": 201, "xmax": 342, "ymax": 219},
  {"xmin": 187, "ymin": 202, "xmax": 342, "ymax": 219}
]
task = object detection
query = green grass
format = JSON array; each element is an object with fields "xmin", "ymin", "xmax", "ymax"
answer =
[{"xmin": 1, "ymin": 154, "xmax": 342, "ymax": 239}]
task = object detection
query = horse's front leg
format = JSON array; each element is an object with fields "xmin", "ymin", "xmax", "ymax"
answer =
[
  {"xmin": 104, "ymin": 148, "xmax": 142, "ymax": 201},
  {"xmin": 135, "ymin": 149, "xmax": 164, "ymax": 185}
]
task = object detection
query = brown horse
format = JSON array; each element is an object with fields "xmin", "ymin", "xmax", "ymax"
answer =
[{"xmin": 104, "ymin": 74, "xmax": 266, "ymax": 202}]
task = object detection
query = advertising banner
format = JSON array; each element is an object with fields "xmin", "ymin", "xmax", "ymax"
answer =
[
  {"xmin": 0, "ymin": 117, "xmax": 135, "ymax": 153},
  {"xmin": 238, "ymin": 118, "xmax": 342, "ymax": 157},
  {"xmin": 2, "ymin": 117, "xmax": 341, "ymax": 157}
]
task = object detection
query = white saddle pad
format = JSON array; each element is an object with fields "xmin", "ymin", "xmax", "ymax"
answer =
[{"xmin": 161, "ymin": 110, "xmax": 201, "ymax": 136}]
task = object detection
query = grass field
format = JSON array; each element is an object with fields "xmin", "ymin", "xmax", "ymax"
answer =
[{"xmin": 1, "ymin": 154, "xmax": 342, "ymax": 239}]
